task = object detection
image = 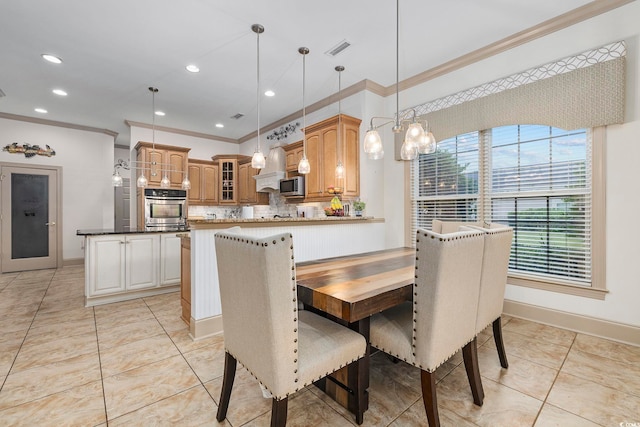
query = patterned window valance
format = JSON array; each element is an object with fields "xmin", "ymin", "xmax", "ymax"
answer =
[{"xmin": 402, "ymin": 41, "xmax": 626, "ymax": 143}]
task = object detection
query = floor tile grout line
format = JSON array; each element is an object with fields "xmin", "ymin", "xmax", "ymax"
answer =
[
  {"xmin": 0, "ymin": 271, "xmax": 55, "ymax": 397},
  {"xmin": 93, "ymin": 305, "xmax": 110, "ymax": 426},
  {"xmin": 530, "ymin": 331, "xmax": 577, "ymax": 426}
]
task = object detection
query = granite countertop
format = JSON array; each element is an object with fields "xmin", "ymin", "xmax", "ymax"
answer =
[
  {"xmin": 77, "ymin": 216, "xmax": 376, "ymax": 236},
  {"xmin": 187, "ymin": 215, "xmax": 373, "ymax": 225},
  {"xmin": 76, "ymin": 227, "xmax": 189, "ymax": 236}
]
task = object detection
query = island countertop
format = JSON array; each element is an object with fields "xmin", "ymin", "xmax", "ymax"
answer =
[
  {"xmin": 77, "ymin": 216, "xmax": 380, "ymax": 235},
  {"xmin": 187, "ymin": 215, "xmax": 381, "ymax": 229}
]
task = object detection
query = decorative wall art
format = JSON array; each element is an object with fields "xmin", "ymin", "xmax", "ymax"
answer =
[
  {"xmin": 266, "ymin": 122, "xmax": 300, "ymax": 141},
  {"xmin": 2, "ymin": 142, "xmax": 56, "ymax": 158}
]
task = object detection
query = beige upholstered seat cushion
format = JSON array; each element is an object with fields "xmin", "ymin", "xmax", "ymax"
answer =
[
  {"xmin": 369, "ymin": 301, "xmax": 414, "ymax": 362},
  {"xmin": 298, "ymin": 310, "xmax": 366, "ymax": 388}
]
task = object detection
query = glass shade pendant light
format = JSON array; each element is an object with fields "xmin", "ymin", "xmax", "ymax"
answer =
[
  {"xmin": 335, "ymin": 65, "xmax": 345, "ymax": 180},
  {"xmin": 136, "ymin": 171, "xmax": 148, "ymax": 188},
  {"xmin": 297, "ymin": 47, "xmax": 311, "ymax": 175},
  {"xmin": 160, "ymin": 174, "xmax": 171, "ymax": 188},
  {"xmin": 417, "ymin": 124, "xmax": 437, "ymax": 154},
  {"xmin": 112, "ymin": 170, "xmax": 123, "ymax": 187},
  {"xmin": 181, "ymin": 175, "xmax": 191, "ymax": 190},
  {"xmin": 251, "ymin": 24, "xmax": 266, "ymax": 169}
]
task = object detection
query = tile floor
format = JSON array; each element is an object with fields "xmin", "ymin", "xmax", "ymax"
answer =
[{"xmin": 1, "ymin": 266, "xmax": 639, "ymax": 426}]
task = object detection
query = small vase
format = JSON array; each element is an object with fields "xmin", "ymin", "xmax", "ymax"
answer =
[{"xmin": 355, "ymin": 210, "xmax": 363, "ymax": 217}]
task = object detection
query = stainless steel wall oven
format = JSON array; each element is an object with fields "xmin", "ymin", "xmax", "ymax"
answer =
[{"xmin": 144, "ymin": 188, "xmax": 187, "ymax": 231}]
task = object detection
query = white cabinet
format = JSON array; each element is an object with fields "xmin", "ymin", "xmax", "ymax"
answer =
[
  {"xmin": 126, "ymin": 234, "xmax": 160, "ymax": 290},
  {"xmin": 87, "ymin": 236, "xmax": 127, "ymax": 296},
  {"xmin": 84, "ymin": 232, "xmax": 179, "ymax": 306},
  {"xmin": 160, "ymin": 233, "xmax": 181, "ymax": 286}
]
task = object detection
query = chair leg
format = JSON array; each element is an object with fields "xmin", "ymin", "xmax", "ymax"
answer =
[
  {"xmin": 216, "ymin": 352, "xmax": 237, "ymax": 422},
  {"xmin": 462, "ymin": 337, "xmax": 484, "ymax": 406},
  {"xmin": 271, "ymin": 397, "xmax": 288, "ymax": 427},
  {"xmin": 420, "ymin": 369, "xmax": 439, "ymax": 427},
  {"xmin": 493, "ymin": 317, "xmax": 509, "ymax": 368}
]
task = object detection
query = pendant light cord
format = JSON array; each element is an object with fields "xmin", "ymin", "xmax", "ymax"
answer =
[
  {"xmin": 256, "ymin": 28, "xmax": 261, "ymax": 153},
  {"xmin": 395, "ymin": 0, "xmax": 400, "ymax": 129},
  {"xmin": 302, "ymin": 51, "xmax": 307, "ymax": 158}
]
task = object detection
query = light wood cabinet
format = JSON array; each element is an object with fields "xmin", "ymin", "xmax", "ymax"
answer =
[
  {"xmin": 283, "ymin": 114, "xmax": 361, "ymax": 201},
  {"xmin": 284, "ymin": 141, "xmax": 304, "ymax": 172},
  {"xmin": 135, "ymin": 142, "xmax": 190, "ymax": 227},
  {"xmin": 134, "ymin": 141, "xmax": 190, "ymax": 188},
  {"xmin": 187, "ymin": 159, "xmax": 218, "ymax": 205},
  {"xmin": 213, "ymin": 155, "xmax": 250, "ymax": 205},
  {"xmin": 238, "ymin": 158, "xmax": 269, "ymax": 205}
]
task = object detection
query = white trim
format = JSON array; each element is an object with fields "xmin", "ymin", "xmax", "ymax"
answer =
[{"xmin": 503, "ymin": 299, "xmax": 640, "ymax": 347}]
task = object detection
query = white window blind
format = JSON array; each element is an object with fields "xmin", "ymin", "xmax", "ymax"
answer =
[
  {"xmin": 412, "ymin": 131, "xmax": 480, "ymax": 240},
  {"xmin": 412, "ymin": 125, "xmax": 592, "ymax": 286}
]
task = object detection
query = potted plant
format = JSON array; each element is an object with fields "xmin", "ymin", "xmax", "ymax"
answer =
[{"xmin": 352, "ymin": 200, "xmax": 366, "ymax": 216}]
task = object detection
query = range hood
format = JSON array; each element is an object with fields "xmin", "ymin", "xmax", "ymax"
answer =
[{"xmin": 254, "ymin": 144, "xmax": 286, "ymax": 192}]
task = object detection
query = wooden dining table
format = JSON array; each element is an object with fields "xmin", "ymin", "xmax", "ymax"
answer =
[{"xmin": 296, "ymin": 247, "xmax": 416, "ymax": 423}]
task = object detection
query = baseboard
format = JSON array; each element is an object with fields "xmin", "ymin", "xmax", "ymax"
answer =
[
  {"xmin": 503, "ymin": 299, "xmax": 640, "ymax": 347},
  {"xmin": 63, "ymin": 258, "xmax": 84, "ymax": 266},
  {"xmin": 189, "ymin": 314, "xmax": 223, "ymax": 340}
]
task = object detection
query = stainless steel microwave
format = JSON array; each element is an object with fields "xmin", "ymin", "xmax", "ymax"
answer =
[{"xmin": 279, "ymin": 176, "xmax": 305, "ymax": 197}]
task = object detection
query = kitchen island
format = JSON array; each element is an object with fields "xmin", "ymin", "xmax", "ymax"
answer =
[
  {"xmin": 77, "ymin": 228, "xmax": 184, "ymax": 307},
  {"xmin": 186, "ymin": 216, "xmax": 385, "ymax": 339}
]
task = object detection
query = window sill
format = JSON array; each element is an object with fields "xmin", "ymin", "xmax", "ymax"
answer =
[{"xmin": 507, "ymin": 274, "xmax": 608, "ymax": 300}]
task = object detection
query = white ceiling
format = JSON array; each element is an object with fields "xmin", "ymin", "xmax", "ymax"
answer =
[{"xmin": 0, "ymin": 0, "xmax": 597, "ymax": 146}]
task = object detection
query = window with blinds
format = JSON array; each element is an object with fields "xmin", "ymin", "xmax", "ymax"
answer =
[{"xmin": 412, "ymin": 125, "xmax": 592, "ymax": 286}]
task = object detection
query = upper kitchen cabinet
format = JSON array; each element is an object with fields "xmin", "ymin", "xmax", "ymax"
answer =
[
  {"xmin": 283, "ymin": 141, "xmax": 304, "ymax": 173},
  {"xmin": 238, "ymin": 157, "xmax": 269, "ymax": 205},
  {"xmin": 300, "ymin": 114, "xmax": 361, "ymax": 201},
  {"xmin": 134, "ymin": 142, "xmax": 190, "ymax": 189},
  {"xmin": 187, "ymin": 159, "xmax": 218, "ymax": 205},
  {"xmin": 212, "ymin": 154, "xmax": 248, "ymax": 205}
]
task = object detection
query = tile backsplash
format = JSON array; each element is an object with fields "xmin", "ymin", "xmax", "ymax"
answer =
[{"xmin": 188, "ymin": 192, "xmax": 328, "ymax": 219}]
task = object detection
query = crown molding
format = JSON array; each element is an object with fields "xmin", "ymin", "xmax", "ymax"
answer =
[
  {"xmin": 125, "ymin": 120, "xmax": 238, "ymax": 144},
  {"xmin": 385, "ymin": 0, "xmax": 635, "ymax": 96},
  {"xmin": 0, "ymin": 112, "xmax": 118, "ymax": 138}
]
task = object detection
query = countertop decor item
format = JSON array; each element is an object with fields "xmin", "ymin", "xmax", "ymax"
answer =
[{"xmin": 353, "ymin": 200, "xmax": 366, "ymax": 216}]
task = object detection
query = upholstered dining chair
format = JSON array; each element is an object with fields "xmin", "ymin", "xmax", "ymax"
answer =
[
  {"xmin": 214, "ymin": 230, "xmax": 367, "ymax": 427},
  {"xmin": 467, "ymin": 223, "xmax": 513, "ymax": 369},
  {"xmin": 432, "ymin": 220, "xmax": 514, "ymax": 368},
  {"xmin": 369, "ymin": 228, "xmax": 486, "ymax": 427}
]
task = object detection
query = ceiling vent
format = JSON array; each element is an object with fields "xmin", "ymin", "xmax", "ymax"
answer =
[
  {"xmin": 325, "ymin": 40, "xmax": 351, "ymax": 57},
  {"xmin": 0, "ymin": 88, "xmax": 5, "ymax": 98},
  {"xmin": 230, "ymin": 113, "xmax": 244, "ymax": 120}
]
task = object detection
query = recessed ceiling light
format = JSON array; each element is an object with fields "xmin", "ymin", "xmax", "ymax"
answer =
[
  {"xmin": 155, "ymin": 111, "xmax": 165, "ymax": 116},
  {"xmin": 35, "ymin": 108, "xmax": 48, "ymax": 113},
  {"xmin": 42, "ymin": 54, "xmax": 63, "ymax": 64},
  {"xmin": 265, "ymin": 90, "xmax": 275, "ymax": 97},
  {"xmin": 186, "ymin": 64, "xmax": 200, "ymax": 73},
  {"xmin": 215, "ymin": 123, "xmax": 224, "ymax": 128},
  {"xmin": 52, "ymin": 89, "xmax": 67, "ymax": 96}
]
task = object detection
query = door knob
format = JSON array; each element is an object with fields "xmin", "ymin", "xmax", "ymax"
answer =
[{"xmin": 45, "ymin": 222, "xmax": 56, "ymax": 226}]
